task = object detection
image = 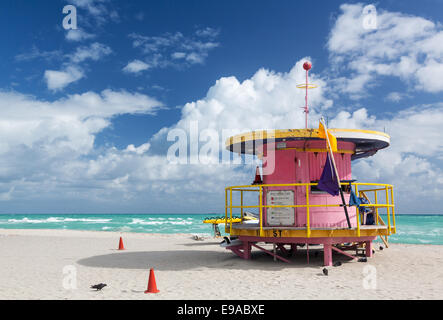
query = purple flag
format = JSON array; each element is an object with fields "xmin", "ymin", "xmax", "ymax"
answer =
[{"xmin": 317, "ymin": 153, "xmax": 340, "ymax": 196}]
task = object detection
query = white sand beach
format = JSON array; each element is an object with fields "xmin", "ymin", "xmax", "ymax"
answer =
[{"xmin": 0, "ymin": 228, "xmax": 442, "ymax": 300}]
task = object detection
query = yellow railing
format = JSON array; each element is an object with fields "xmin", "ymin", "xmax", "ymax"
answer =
[
  {"xmin": 224, "ymin": 182, "xmax": 396, "ymax": 239},
  {"xmin": 358, "ymin": 186, "xmax": 396, "ymax": 246}
]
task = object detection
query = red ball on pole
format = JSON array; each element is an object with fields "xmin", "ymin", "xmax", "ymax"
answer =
[{"xmin": 303, "ymin": 61, "xmax": 312, "ymax": 71}]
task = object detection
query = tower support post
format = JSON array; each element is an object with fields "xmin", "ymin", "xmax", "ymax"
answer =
[
  {"xmin": 365, "ymin": 240, "xmax": 373, "ymax": 258},
  {"xmin": 323, "ymin": 243, "xmax": 333, "ymax": 266},
  {"xmin": 243, "ymin": 241, "xmax": 251, "ymax": 260}
]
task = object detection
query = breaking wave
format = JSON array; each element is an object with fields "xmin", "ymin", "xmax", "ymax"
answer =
[{"xmin": 0, "ymin": 214, "xmax": 442, "ymax": 244}]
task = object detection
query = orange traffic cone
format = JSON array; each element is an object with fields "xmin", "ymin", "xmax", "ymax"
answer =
[
  {"xmin": 252, "ymin": 166, "xmax": 262, "ymax": 185},
  {"xmin": 118, "ymin": 237, "xmax": 125, "ymax": 250},
  {"xmin": 144, "ymin": 268, "xmax": 160, "ymax": 293}
]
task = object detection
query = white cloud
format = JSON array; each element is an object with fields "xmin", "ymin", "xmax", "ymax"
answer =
[
  {"xmin": 125, "ymin": 142, "xmax": 150, "ymax": 155},
  {"xmin": 70, "ymin": 0, "xmax": 119, "ymax": 26},
  {"xmin": 128, "ymin": 29, "xmax": 220, "ymax": 68},
  {"xmin": 123, "ymin": 60, "xmax": 150, "ymax": 74},
  {"xmin": 0, "ymin": 88, "xmax": 162, "ymax": 207},
  {"xmin": 185, "ymin": 52, "xmax": 205, "ymax": 64},
  {"xmin": 0, "ymin": 59, "xmax": 329, "ymax": 210},
  {"xmin": 42, "ymin": 42, "xmax": 112, "ymax": 91},
  {"xmin": 415, "ymin": 59, "xmax": 443, "ymax": 92},
  {"xmin": 71, "ymin": 0, "xmax": 106, "ymax": 14},
  {"xmin": 15, "ymin": 46, "xmax": 62, "ymax": 62},
  {"xmin": 69, "ymin": 42, "xmax": 112, "ymax": 63},
  {"xmin": 44, "ymin": 66, "xmax": 84, "ymax": 91},
  {"xmin": 195, "ymin": 27, "xmax": 220, "ymax": 38},
  {"xmin": 329, "ymin": 108, "xmax": 376, "ymax": 129},
  {"xmin": 337, "ymin": 104, "xmax": 443, "ymax": 212},
  {"xmin": 65, "ymin": 29, "xmax": 96, "ymax": 42},
  {"xmin": 2, "ymin": 56, "xmax": 443, "ymax": 213},
  {"xmin": 385, "ymin": 92, "xmax": 408, "ymax": 102},
  {"xmin": 171, "ymin": 52, "xmax": 186, "ymax": 59},
  {"xmin": 146, "ymin": 59, "xmax": 443, "ymax": 213},
  {"xmin": 155, "ymin": 59, "xmax": 330, "ymax": 136},
  {"xmin": 328, "ymin": 3, "xmax": 443, "ymax": 97},
  {"xmin": 0, "ymin": 89, "xmax": 161, "ymax": 154},
  {"xmin": 18, "ymin": 42, "xmax": 112, "ymax": 91},
  {"xmin": 6, "ymin": 4, "xmax": 443, "ymax": 214}
]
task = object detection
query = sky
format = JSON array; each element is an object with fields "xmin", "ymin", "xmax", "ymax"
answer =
[{"xmin": 0, "ymin": 0, "xmax": 442, "ymax": 214}]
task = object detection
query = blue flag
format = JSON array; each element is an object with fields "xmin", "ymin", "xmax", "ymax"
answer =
[
  {"xmin": 349, "ymin": 187, "xmax": 361, "ymax": 206},
  {"xmin": 317, "ymin": 153, "xmax": 340, "ymax": 196}
]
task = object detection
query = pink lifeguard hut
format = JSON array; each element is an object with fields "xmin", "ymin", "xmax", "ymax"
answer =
[{"xmin": 221, "ymin": 62, "xmax": 397, "ymax": 266}]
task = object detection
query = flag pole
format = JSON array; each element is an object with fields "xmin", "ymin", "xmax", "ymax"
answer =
[{"xmin": 320, "ymin": 117, "xmax": 352, "ymax": 229}]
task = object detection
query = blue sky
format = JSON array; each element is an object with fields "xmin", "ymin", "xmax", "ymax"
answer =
[{"xmin": 0, "ymin": 0, "xmax": 442, "ymax": 214}]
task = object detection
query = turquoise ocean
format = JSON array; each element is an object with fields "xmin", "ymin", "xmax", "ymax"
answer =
[{"xmin": 0, "ymin": 214, "xmax": 442, "ymax": 245}]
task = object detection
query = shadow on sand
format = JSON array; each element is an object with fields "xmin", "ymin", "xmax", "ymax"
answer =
[{"xmin": 77, "ymin": 247, "xmax": 352, "ymax": 271}]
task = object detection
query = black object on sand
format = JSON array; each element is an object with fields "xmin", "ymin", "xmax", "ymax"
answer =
[
  {"xmin": 358, "ymin": 257, "xmax": 367, "ymax": 263},
  {"xmin": 379, "ymin": 246, "xmax": 384, "ymax": 251},
  {"xmin": 322, "ymin": 268, "xmax": 328, "ymax": 276},
  {"xmin": 91, "ymin": 283, "xmax": 107, "ymax": 291}
]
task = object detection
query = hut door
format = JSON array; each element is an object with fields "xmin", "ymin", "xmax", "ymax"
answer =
[
  {"xmin": 263, "ymin": 148, "xmax": 297, "ymax": 227},
  {"xmin": 294, "ymin": 151, "xmax": 309, "ymax": 227}
]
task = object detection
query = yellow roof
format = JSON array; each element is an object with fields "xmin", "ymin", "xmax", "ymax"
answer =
[{"xmin": 225, "ymin": 128, "xmax": 390, "ymax": 160}]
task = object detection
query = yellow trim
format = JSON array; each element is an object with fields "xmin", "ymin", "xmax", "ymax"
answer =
[
  {"xmin": 277, "ymin": 147, "xmax": 354, "ymax": 154},
  {"xmin": 225, "ymin": 189, "xmax": 228, "ymax": 233},
  {"xmin": 355, "ymin": 184, "xmax": 360, "ymax": 237},
  {"xmin": 385, "ymin": 187, "xmax": 391, "ymax": 234},
  {"xmin": 329, "ymin": 128, "xmax": 390, "ymax": 139},
  {"xmin": 241, "ymin": 190, "xmax": 244, "ymax": 221},
  {"xmin": 375, "ymin": 191, "xmax": 379, "ymax": 224},
  {"xmin": 229, "ymin": 228, "xmax": 390, "ymax": 238},
  {"xmin": 306, "ymin": 184, "xmax": 310, "ymax": 238},
  {"xmin": 230, "ymin": 188, "xmax": 233, "ymax": 234},
  {"xmin": 228, "ymin": 182, "xmax": 393, "ymax": 189},
  {"xmin": 359, "ymin": 188, "xmax": 386, "ymax": 193},
  {"xmin": 390, "ymin": 187, "xmax": 396, "ymax": 233},
  {"xmin": 226, "ymin": 128, "xmax": 390, "ymax": 148},
  {"xmin": 296, "ymin": 84, "xmax": 318, "ymax": 89},
  {"xmin": 259, "ymin": 186, "xmax": 264, "ymax": 237},
  {"xmin": 228, "ymin": 204, "xmax": 394, "ymax": 209}
]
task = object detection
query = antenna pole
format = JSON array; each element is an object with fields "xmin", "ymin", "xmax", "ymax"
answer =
[
  {"xmin": 305, "ymin": 68, "xmax": 309, "ymax": 129},
  {"xmin": 302, "ymin": 61, "xmax": 312, "ymax": 129}
]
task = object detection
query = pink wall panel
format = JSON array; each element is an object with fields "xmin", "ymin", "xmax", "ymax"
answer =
[{"xmin": 261, "ymin": 140, "xmax": 356, "ymax": 228}]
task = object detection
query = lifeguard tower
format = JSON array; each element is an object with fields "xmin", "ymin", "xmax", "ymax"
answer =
[{"xmin": 219, "ymin": 62, "xmax": 396, "ymax": 266}]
